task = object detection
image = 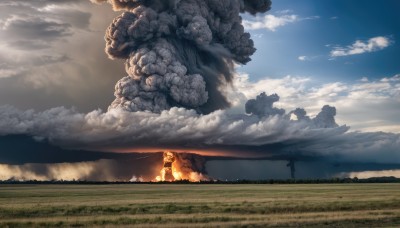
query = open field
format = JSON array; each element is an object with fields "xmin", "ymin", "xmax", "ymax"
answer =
[{"xmin": 0, "ymin": 184, "xmax": 400, "ymax": 227}]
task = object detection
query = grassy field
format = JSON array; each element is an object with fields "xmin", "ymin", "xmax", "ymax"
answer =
[{"xmin": 0, "ymin": 184, "xmax": 400, "ymax": 227}]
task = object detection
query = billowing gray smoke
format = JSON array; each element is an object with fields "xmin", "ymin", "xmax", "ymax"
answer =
[
  {"xmin": 295, "ymin": 105, "xmax": 338, "ymax": 128},
  {"xmin": 93, "ymin": 0, "xmax": 272, "ymax": 113},
  {"xmin": 289, "ymin": 108, "xmax": 310, "ymax": 122},
  {"xmin": 245, "ymin": 92, "xmax": 285, "ymax": 118},
  {"xmin": 313, "ymin": 105, "xmax": 338, "ymax": 128},
  {"xmin": 245, "ymin": 92, "xmax": 338, "ymax": 128},
  {"xmin": 175, "ymin": 152, "xmax": 207, "ymax": 176}
]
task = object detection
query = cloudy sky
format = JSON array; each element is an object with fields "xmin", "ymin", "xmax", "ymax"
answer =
[
  {"xmin": 240, "ymin": 0, "xmax": 400, "ymax": 132},
  {"xmin": 0, "ymin": 0, "xmax": 399, "ymax": 181},
  {"xmin": 0, "ymin": 0, "xmax": 122, "ymax": 111}
]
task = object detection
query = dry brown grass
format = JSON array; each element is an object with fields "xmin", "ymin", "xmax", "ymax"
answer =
[{"xmin": 0, "ymin": 184, "xmax": 399, "ymax": 227}]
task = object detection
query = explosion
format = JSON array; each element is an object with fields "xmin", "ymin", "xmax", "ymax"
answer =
[
  {"xmin": 155, "ymin": 151, "xmax": 208, "ymax": 182},
  {"xmin": 91, "ymin": 0, "xmax": 271, "ymax": 180},
  {"xmin": 156, "ymin": 151, "xmax": 175, "ymax": 181}
]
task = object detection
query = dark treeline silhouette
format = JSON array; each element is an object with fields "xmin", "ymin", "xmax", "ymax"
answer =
[{"xmin": 1, "ymin": 177, "xmax": 399, "ymax": 185}]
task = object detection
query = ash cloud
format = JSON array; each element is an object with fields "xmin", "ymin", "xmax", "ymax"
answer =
[
  {"xmin": 94, "ymin": 0, "xmax": 272, "ymax": 114},
  {"xmin": 244, "ymin": 93, "xmax": 338, "ymax": 128},
  {"xmin": 289, "ymin": 108, "xmax": 310, "ymax": 122},
  {"xmin": 174, "ymin": 152, "xmax": 208, "ymax": 180},
  {"xmin": 245, "ymin": 92, "xmax": 285, "ymax": 118},
  {"xmin": 313, "ymin": 105, "xmax": 338, "ymax": 128}
]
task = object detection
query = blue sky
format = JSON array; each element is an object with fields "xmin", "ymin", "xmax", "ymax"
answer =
[{"xmin": 241, "ymin": 0, "xmax": 400, "ymax": 83}]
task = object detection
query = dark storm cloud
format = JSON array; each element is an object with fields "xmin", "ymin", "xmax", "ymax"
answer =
[
  {"xmin": 0, "ymin": 93, "xmax": 399, "ymax": 164},
  {"xmin": 0, "ymin": 135, "xmax": 118, "ymax": 165},
  {"xmin": 207, "ymin": 160, "xmax": 400, "ymax": 180}
]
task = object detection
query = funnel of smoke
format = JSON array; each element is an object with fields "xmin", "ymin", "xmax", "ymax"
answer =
[{"xmin": 286, "ymin": 159, "xmax": 296, "ymax": 179}]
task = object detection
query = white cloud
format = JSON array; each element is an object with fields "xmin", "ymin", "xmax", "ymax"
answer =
[
  {"xmin": 243, "ymin": 14, "xmax": 298, "ymax": 31},
  {"xmin": 252, "ymin": 33, "xmax": 264, "ymax": 38},
  {"xmin": 309, "ymin": 82, "xmax": 348, "ymax": 98},
  {"xmin": 344, "ymin": 170, "xmax": 400, "ymax": 179},
  {"xmin": 298, "ymin": 56, "xmax": 308, "ymax": 61},
  {"xmin": 297, "ymin": 55, "xmax": 320, "ymax": 62},
  {"xmin": 0, "ymin": 68, "xmax": 22, "ymax": 78},
  {"xmin": 276, "ymin": 9, "xmax": 293, "ymax": 14},
  {"xmin": 227, "ymin": 73, "xmax": 310, "ymax": 108},
  {"xmin": 330, "ymin": 36, "xmax": 392, "ymax": 57},
  {"xmin": 243, "ymin": 13, "xmax": 319, "ymax": 32},
  {"xmin": 243, "ymin": 11, "xmax": 319, "ymax": 32},
  {"xmin": 231, "ymin": 73, "xmax": 400, "ymax": 133}
]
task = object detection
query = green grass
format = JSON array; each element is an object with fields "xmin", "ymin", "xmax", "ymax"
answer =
[{"xmin": 0, "ymin": 184, "xmax": 400, "ymax": 227}]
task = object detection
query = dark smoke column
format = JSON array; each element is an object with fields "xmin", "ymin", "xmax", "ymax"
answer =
[{"xmin": 94, "ymin": 0, "xmax": 272, "ymax": 114}]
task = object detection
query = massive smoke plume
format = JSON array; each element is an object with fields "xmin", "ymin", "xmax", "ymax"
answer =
[{"xmin": 92, "ymin": 0, "xmax": 271, "ymax": 113}]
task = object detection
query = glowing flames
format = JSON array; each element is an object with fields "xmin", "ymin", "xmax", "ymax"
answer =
[
  {"xmin": 155, "ymin": 151, "xmax": 207, "ymax": 182},
  {"xmin": 156, "ymin": 151, "xmax": 175, "ymax": 181}
]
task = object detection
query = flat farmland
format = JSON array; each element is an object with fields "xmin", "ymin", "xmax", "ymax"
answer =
[{"xmin": 0, "ymin": 184, "xmax": 400, "ymax": 227}]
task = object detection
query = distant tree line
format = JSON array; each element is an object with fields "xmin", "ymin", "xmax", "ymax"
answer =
[{"xmin": 1, "ymin": 177, "xmax": 399, "ymax": 185}]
